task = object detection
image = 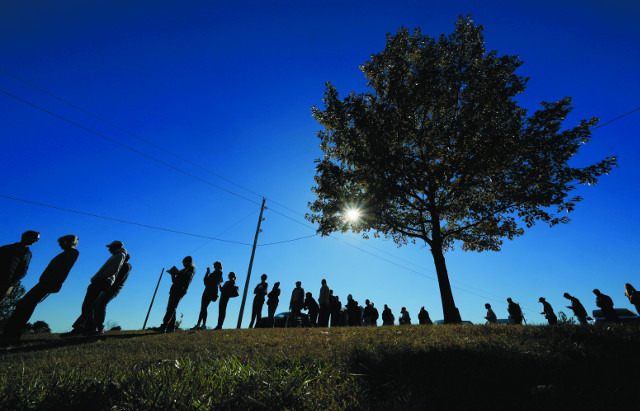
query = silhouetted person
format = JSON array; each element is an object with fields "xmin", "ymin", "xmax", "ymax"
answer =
[
  {"xmin": 484, "ymin": 303, "xmax": 497, "ymax": 324},
  {"xmin": 304, "ymin": 292, "xmax": 319, "ymax": 326},
  {"xmin": 159, "ymin": 256, "xmax": 195, "ymax": 332},
  {"xmin": 563, "ymin": 292, "xmax": 589, "ymax": 325},
  {"xmin": 346, "ymin": 294, "xmax": 361, "ymax": 326},
  {"xmin": 70, "ymin": 241, "xmax": 127, "ymax": 334},
  {"xmin": 88, "ymin": 253, "xmax": 132, "ymax": 334},
  {"xmin": 418, "ymin": 306, "xmax": 433, "ymax": 325},
  {"xmin": 249, "ymin": 273, "xmax": 268, "ymax": 328},
  {"xmin": 538, "ymin": 297, "xmax": 557, "ymax": 325},
  {"xmin": 288, "ymin": 281, "xmax": 304, "ymax": 327},
  {"xmin": 0, "ymin": 230, "xmax": 40, "ymax": 303},
  {"xmin": 193, "ymin": 261, "xmax": 223, "ymax": 330},
  {"xmin": 399, "ymin": 307, "xmax": 411, "ymax": 325},
  {"xmin": 507, "ymin": 298, "xmax": 523, "ymax": 325},
  {"xmin": 330, "ymin": 291, "xmax": 341, "ymax": 327},
  {"xmin": 266, "ymin": 282, "xmax": 280, "ymax": 327},
  {"xmin": 318, "ymin": 279, "xmax": 330, "ymax": 327},
  {"xmin": 215, "ymin": 272, "xmax": 237, "ymax": 330},
  {"xmin": 371, "ymin": 302, "xmax": 379, "ymax": 326},
  {"xmin": 593, "ymin": 289, "xmax": 619, "ymax": 323},
  {"xmin": 363, "ymin": 299, "xmax": 378, "ymax": 326},
  {"xmin": 3, "ymin": 235, "xmax": 78, "ymax": 339},
  {"xmin": 382, "ymin": 304, "xmax": 394, "ymax": 325},
  {"xmin": 624, "ymin": 283, "xmax": 640, "ymax": 316}
]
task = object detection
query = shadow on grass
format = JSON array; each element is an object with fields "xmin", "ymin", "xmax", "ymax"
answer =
[
  {"xmin": 349, "ymin": 343, "xmax": 640, "ymax": 410},
  {"xmin": 0, "ymin": 331, "xmax": 159, "ymax": 354}
]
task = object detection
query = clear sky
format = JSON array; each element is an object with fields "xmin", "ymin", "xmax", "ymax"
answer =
[{"xmin": 1, "ymin": 1, "xmax": 638, "ymax": 332}]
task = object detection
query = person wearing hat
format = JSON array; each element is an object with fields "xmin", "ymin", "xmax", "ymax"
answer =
[
  {"xmin": 68, "ymin": 240, "xmax": 127, "ymax": 335},
  {"xmin": 538, "ymin": 297, "xmax": 557, "ymax": 325}
]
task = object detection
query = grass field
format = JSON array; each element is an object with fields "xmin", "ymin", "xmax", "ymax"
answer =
[{"xmin": 1, "ymin": 324, "xmax": 638, "ymax": 410}]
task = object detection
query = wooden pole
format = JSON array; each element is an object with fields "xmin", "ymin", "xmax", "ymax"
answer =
[
  {"xmin": 237, "ymin": 198, "xmax": 266, "ymax": 329},
  {"xmin": 142, "ymin": 268, "xmax": 164, "ymax": 330}
]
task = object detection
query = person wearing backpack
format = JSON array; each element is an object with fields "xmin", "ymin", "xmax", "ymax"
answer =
[
  {"xmin": 507, "ymin": 298, "xmax": 523, "ymax": 325},
  {"xmin": 192, "ymin": 261, "xmax": 223, "ymax": 330},
  {"xmin": 215, "ymin": 272, "xmax": 238, "ymax": 330}
]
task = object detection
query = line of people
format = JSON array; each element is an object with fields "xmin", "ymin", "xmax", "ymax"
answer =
[{"xmin": 484, "ymin": 286, "xmax": 640, "ymax": 325}]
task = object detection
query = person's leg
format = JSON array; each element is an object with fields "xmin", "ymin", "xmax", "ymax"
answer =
[
  {"xmin": 216, "ymin": 297, "xmax": 228, "ymax": 329},
  {"xmin": 3, "ymin": 282, "xmax": 48, "ymax": 338},
  {"xmin": 162, "ymin": 292, "xmax": 181, "ymax": 331},
  {"xmin": 72, "ymin": 283, "xmax": 102, "ymax": 330}
]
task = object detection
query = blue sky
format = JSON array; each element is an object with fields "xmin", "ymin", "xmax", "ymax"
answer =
[{"xmin": 1, "ymin": 1, "xmax": 638, "ymax": 331}]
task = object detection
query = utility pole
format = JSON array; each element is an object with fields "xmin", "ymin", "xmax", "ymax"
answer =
[
  {"xmin": 143, "ymin": 268, "xmax": 164, "ymax": 330},
  {"xmin": 237, "ymin": 198, "xmax": 266, "ymax": 329}
]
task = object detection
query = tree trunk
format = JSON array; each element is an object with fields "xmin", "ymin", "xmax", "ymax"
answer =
[{"xmin": 430, "ymin": 246, "xmax": 462, "ymax": 324}]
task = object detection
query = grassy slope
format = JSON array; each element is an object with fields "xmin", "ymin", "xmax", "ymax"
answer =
[{"xmin": 1, "ymin": 325, "xmax": 639, "ymax": 410}]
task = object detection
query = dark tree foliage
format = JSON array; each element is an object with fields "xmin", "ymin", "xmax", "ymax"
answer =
[
  {"xmin": 0, "ymin": 283, "xmax": 25, "ymax": 324},
  {"xmin": 307, "ymin": 16, "xmax": 617, "ymax": 323},
  {"xmin": 31, "ymin": 321, "xmax": 51, "ymax": 334}
]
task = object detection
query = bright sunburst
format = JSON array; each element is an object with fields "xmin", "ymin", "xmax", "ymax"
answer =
[{"xmin": 344, "ymin": 207, "xmax": 362, "ymax": 223}]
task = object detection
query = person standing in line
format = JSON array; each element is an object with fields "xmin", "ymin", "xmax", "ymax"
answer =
[
  {"xmin": 330, "ymin": 291, "xmax": 341, "ymax": 327},
  {"xmin": 346, "ymin": 294, "xmax": 360, "ymax": 326},
  {"xmin": 593, "ymin": 289, "xmax": 619, "ymax": 323},
  {"xmin": 304, "ymin": 292, "xmax": 319, "ymax": 326},
  {"xmin": 371, "ymin": 302, "xmax": 379, "ymax": 326},
  {"xmin": 624, "ymin": 283, "xmax": 640, "ymax": 316},
  {"xmin": 484, "ymin": 303, "xmax": 497, "ymax": 324},
  {"xmin": 266, "ymin": 282, "xmax": 280, "ymax": 327},
  {"xmin": 363, "ymin": 299, "xmax": 374, "ymax": 326},
  {"xmin": 215, "ymin": 272, "xmax": 238, "ymax": 330},
  {"xmin": 249, "ymin": 273, "xmax": 268, "ymax": 328},
  {"xmin": 193, "ymin": 261, "xmax": 223, "ymax": 330},
  {"xmin": 538, "ymin": 297, "xmax": 557, "ymax": 325},
  {"xmin": 399, "ymin": 307, "xmax": 411, "ymax": 325},
  {"xmin": 506, "ymin": 298, "xmax": 523, "ymax": 325},
  {"xmin": 382, "ymin": 304, "xmax": 394, "ymax": 325},
  {"xmin": 563, "ymin": 292, "xmax": 589, "ymax": 325},
  {"xmin": 288, "ymin": 281, "xmax": 304, "ymax": 327},
  {"xmin": 159, "ymin": 256, "xmax": 195, "ymax": 333},
  {"xmin": 69, "ymin": 241, "xmax": 127, "ymax": 335},
  {"xmin": 418, "ymin": 306, "xmax": 433, "ymax": 325},
  {"xmin": 0, "ymin": 230, "xmax": 40, "ymax": 303},
  {"xmin": 3, "ymin": 235, "xmax": 78, "ymax": 339},
  {"xmin": 88, "ymin": 253, "xmax": 132, "ymax": 334},
  {"xmin": 318, "ymin": 279, "xmax": 330, "ymax": 327}
]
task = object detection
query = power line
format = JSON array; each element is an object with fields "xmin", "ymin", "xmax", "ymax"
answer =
[
  {"xmin": 0, "ymin": 68, "xmax": 265, "ymax": 202},
  {"xmin": 592, "ymin": 107, "xmax": 640, "ymax": 130},
  {"xmin": 0, "ymin": 89, "xmax": 262, "ymax": 207}
]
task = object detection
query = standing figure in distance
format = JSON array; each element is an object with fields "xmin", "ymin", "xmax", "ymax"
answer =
[
  {"xmin": 418, "ymin": 306, "xmax": 433, "ymax": 325},
  {"xmin": 399, "ymin": 307, "xmax": 411, "ymax": 325},
  {"xmin": 329, "ymin": 291, "xmax": 341, "ymax": 327},
  {"xmin": 363, "ymin": 299, "xmax": 374, "ymax": 326},
  {"xmin": 506, "ymin": 298, "xmax": 523, "ymax": 325},
  {"xmin": 624, "ymin": 283, "xmax": 640, "ymax": 316},
  {"xmin": 346, "ymin": 294, "xmax": 361, "ymax": 326},
  {"xmin": 3, "ymin": 234, "xmax": 77, "ymax": 339},
  {"xmin": 318, "ymin": 279, "xmax": 330, "ymax": 327},
  {"xmin": 159, "ymin": 256, "xmax": 195, "ymax": 333},
  {"xmin": 484, "ymin": 303, "xmax": 497, "ymax": 324},
  {"xmin": 370, "ymin": 302, "xmax": 379, "ymax": 326},
  {"xmin": 382, "ymin": 304, "xmax": 394, "ymax": 326},
  {"xmin": 249, "ymin": 273, "xmax": 268, "ymax": 328},
  {"xmin": 304, "ymin": 292, "xmax": 319, "ymax": 326},
  {"xmin": 563, "ymin": 292, "xmax": 589, "ymax": 325},
  {"xmin": 70, "ymin": 240, "xmax": 127, "ymax": 335},
  {"xmin": 288, "ymin": 281, "xmax": 304, "ymax": 327},
  {"xmin": 193, "ymin": 261, "xmax": 223, "ymax": 330},
  {"xmin": 89, "ymin": 253, "xmax": 132, "ymax": 334},
  {"xmin": 538, "ymin": 297, "xmax": 557, "ymax": 325},
  {"xmin": 215, "ymin": 272, "xmax": 238, "ymax": 330},
  {"xmin": 0, "ymin": 230, "xmax": 40, "ymax": 303},
  {"xmin": 593, "ymin": 289, "xmax": 619, "ymax": 323},
  {"xmin": 266, "ymin": 282, "xmax": 280, "ymax": 327}
]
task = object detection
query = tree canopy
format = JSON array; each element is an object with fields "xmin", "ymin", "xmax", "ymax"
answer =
[{"xmin": 307, "ymin": 16, "xmax": 617, "ymax": 322}]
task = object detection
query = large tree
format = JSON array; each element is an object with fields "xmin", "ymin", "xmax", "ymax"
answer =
[{"xmin": 307, "ymin": 16, "xmax": 617, "ymax": 323}]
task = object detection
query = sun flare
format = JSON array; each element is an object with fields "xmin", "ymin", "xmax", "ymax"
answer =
[{"xmin": 344, "ymin": 208, "xmax": 361, "ymax": 223}]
